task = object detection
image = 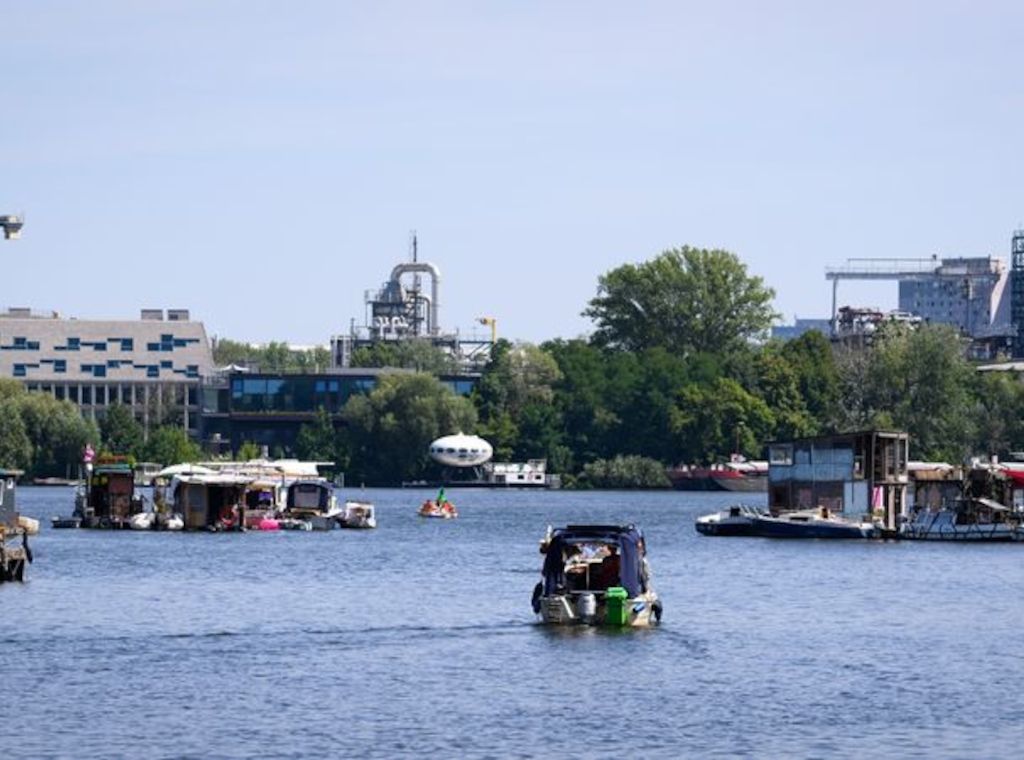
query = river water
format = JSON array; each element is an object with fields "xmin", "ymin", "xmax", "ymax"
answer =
[{"xmin": 3, "ymin": 486, "xmax": 1024, "ymax": 759}]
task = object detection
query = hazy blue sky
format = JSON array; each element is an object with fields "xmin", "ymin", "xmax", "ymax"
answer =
[{"xmin": 3, "ymin": 2, "xmax": 1023, "ymax": 345}]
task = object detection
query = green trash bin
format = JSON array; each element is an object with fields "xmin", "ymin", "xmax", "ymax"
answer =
[{"xmin": 605, "ymin": 586, "xmax": 629, "ymax": 626}]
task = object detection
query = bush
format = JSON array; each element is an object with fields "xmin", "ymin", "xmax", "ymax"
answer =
[{"xmin": 577, "ymin": 455, "xmax": 671, "ymax": 490}]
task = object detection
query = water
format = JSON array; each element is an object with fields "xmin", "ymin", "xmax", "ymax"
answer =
[{"xmin": 3, "ymin": 487, "xmax": 1024, "ymax": 759}]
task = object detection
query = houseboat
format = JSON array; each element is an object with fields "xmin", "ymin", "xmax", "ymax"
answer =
[
  {"xmin": 695, "ymin": 431, "xmax": 907, "ymax": 539},
  {"xmin": 175, "ymin": 473, "xmax": 250, "ymax": 531},
  {"xmin": 74, "ymin": 458, "xmax": 146, "ymax": 529},
  {"xmin": 0, "ymin": 470, "xmax": 30, "ymax": 584},
  {"xmin": 532, "ymin": 524, "xmax": 661, "ymax": 626}
]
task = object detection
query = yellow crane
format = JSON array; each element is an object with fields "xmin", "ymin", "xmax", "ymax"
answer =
[{"xmin": 477, "ymin": 316, "xmax": 497, "ymax": 343}]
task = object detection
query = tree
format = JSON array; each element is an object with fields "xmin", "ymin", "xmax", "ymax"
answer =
[
  {"xmin": 237, "ymin": 441, "xmax": 262, "ymax": 461},
  {"xmin": 860, "ymin": 324, "xmax": 976, "ymax": 461},
  {"xmin": 341, "ymin": 372, "xmax": 477, "ymax": 484},
  {"xmin": 779, "ymin": 330, "xmax": 839, "ymax": 428},
  {"xmin": 669, "ymin": 378, "xmax": 775, "ymax": 464},
  {"xmin": 295, "ymin": 408, "xmax": 339, "ymax": 463},
  {"xmin": 584, "ymin": 246, "xmax": 778, "ymax": 357},
  {"xmin": 100, "ymin": 404, "xmax": 144, "ymax": 457},
  {"xmin": 0, "ymin": 398, "xmax": 32, "ymax": 471},
  {"xmin": 579, "ymin": 455, "xmax": 671, "ymax": 489},
  {"xmin": 350, "ymin": 340, "xmax": 457, "ymax": 374},
  {"xmin": 142, "ymin": 426, "xmax": 202, "ymax": 466},
  {"xmin": 15, "ymin": 393, "xmax": 99, "ymax": 478}
]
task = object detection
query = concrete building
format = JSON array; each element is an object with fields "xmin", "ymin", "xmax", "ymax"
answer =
[
  {"xmin": 771, "ymin": 317, "xmax": 832, "ymax": 341},
  {"xmin": 0, "ymin": 308, "xmax": 214, "ymax": 437},
  {"xmin": 897, "ymin": 257, "xmax": 1010, "ymax": 337}
]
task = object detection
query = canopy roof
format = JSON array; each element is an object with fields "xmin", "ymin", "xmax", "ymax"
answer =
[{"xmin": 542, "ymin": 524, "xmax": 646, "ymax": 597}]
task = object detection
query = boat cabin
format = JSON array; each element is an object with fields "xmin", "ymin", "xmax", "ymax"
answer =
[
  {"xmin": 285, "ymin": 480, "xmax": 333, "ymax": 516},
  {"xmin": 541, "ymin": 525, "xmax": 649, "ymax": 598},
  {"xmin": 82, "ymin": 458, "xmax": 144, "ymax": 527},
  {"xmin": 0, "ymin": 469, "xmax": 20, "ymax": 531},
  {"xmin": 176, "ymin": 473, "xmax": 249, "ymax": 531},
  {"xmin": 768, "ymin": 431, "xmax": 909, "ymax": 530}
]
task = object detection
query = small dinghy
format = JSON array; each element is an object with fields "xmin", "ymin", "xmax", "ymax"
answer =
[
  {"xmin": 129, "ymin": 512, "xmax": 155, "ymax": 531},
  {"xmin": 419, "ymin": 499, "xmax": 457, "ymax": 519},
  {"xmin": 51, "ymin": 515, "xmax": 82, "ymax": 529},
  {"xmin": 338, "ymin": 500, "xmax": 377, "ymax": 529}
]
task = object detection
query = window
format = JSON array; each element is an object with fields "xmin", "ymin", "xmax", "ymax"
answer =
[
  {"xmin": 161, "ymin": 360, "xmax": 173, "ymax": 368},
  {"xmin": 186, "ymin": 364, "xmax": 199, "ymax": 378},
  {"xmin": 121, "ymin": 339, "xmax": 133, "ymax": 351},
  {"xmin": 54, "ymin": 360, "xmax": 66, "ymax": 373},
  {"xmin": 93, "ymin": 365, "xmax": 106, "ymax": 378},
  {"xmin": 147, "ymin": 366, "xmax": 159, "ymax": 378},
  {"xmin": 147, "ymin": 342, "xmax": 161, "ymax": 351},
  {"xmin": 26, "ymin": 341, "xmax": 39, "ymax": 350},
  {"xmin": 13, "ymin": 364, "xmax": 25, "ymax": 377},
  {"xmin": 67, "ymin": 338, "xmax": 80, "ymax": 350},
  {"xmin": 769, "ymin": 444, "xmax": 793, "ymax": 466},
  {"xmin": 93, "ymin": 342, "xmax": 107, "ymax": 351}
]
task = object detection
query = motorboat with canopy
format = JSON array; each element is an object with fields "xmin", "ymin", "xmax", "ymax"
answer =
[
  {"xmin": 282, "ymin": 479, "xmax": 339, "ymax": 530},
  {"xmin": 338, "ymin": 500, "xmax": 377, "ymax": 529},
  {"xmin": 532, "ymin": 524, "xmax": 661, "ymax": 626}
]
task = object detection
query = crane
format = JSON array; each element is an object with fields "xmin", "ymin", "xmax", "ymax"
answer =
[
  {"xmin": 1, "ymin": 214, "xmax": 24, "ymax": 240},
  {"xmin": 477, "ymin": 316, "xmax": 497, "ymax": 343}
]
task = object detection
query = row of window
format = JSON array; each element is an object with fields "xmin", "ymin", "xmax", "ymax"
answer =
[
  {"xmin": 14, "ymin": 362, "xmax": 199, "ymax": 378},
  {"xmin": 6, "ymin": 334, "xmax": 202, "ymax": 353},
  {"xmin": 23, "ymin": 383, "xmax": 200, "ymax": 407}
]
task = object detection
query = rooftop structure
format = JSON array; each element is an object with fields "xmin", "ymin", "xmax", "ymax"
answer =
[{"xmin": 826, "ymin": 255, "xmax": 1011, "ymax": 340}]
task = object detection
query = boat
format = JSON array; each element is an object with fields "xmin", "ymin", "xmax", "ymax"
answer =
[
  {"xmin": 668, "ymin": 457, "xmax": 768, "ymax": 492},
  {"xmin": 532, "ymin": 524, "xmax": 662, "ymax": 627},
  {"xmin": 129, "ymin": 512, "xmax": 155, "ymax": 531},
  {"xmin": 748, "ymin": 507, "xmax": 881, "ymax": 539},
  {"xmin": 419, "ymin": 499, "xmax": 457, "ymax": 519},
  {"xmin": 694, "ymin": 504, "xmax": 766, "ymax": 536},
  {"xmin": 281, "ymin": 479, "xmax": 339, "ymax": 530},
  {"xmin": 173, "ymin": 472, "xmax": 250, "ymax": 531},
  {"xmin": 51, "ymin": 515, "xmax": 82, "ymax": 529},
  {"xmin": 901, "ymin": 498, "xmax": 1024, "ymax": 541},
  {"xmin": 1, "ymin": 469, "xmax": 30, "ymax": 584},
  {"xmin": 73, "ymin": 457, "xmax": 147, "ymax": 529},
  {"xmin": 338, "ymin": 500, "xmax": 377, "ymax": 529}
]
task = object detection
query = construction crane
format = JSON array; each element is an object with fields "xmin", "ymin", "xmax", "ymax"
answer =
[
  {"xmin": 477, "ymin": 316, "xmax": 497, "ymax": 343},
  {"xmin": 1, "ymin": 214, "xmax": 23, "ymax": 240}
]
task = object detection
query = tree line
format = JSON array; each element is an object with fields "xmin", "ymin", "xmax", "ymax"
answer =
[{"xmin": 3, "ymin": 245, "xmax": 1021, "ymax": 485}]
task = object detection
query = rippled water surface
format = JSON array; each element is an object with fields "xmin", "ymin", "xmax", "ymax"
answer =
[{"xmin": 4, "ymin": 486, "xmax": 1024, "ymax": 759}]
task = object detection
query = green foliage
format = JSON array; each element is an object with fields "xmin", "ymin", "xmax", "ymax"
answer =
[
  {"xmin": 100, "ymin": 404, "xmax": 144, "ymax": 456},
  {"xmin": 670, "ymin": 378, "xmax": 775, "ymax": 464},
  {"xmin": 142, "ymin": 426, "xmax": 202, "ymax": 466},
  {"xmin": 578, "ymin": 456, "xmax": 671, "ymax": 489},
  {"xmin": 295, "ymin": 408, "xmax": 342, "ymax": 465},
  {"xmin": 237, "ymin": 441, "xmax": 263, "ymax": 461},
  {"xmin": 342, "ymin": 372, "xmax": 477, "ymax": 485},
  {"xmin": 15, "ymin": 392, "xmax": 99, "ymax": 478},
  {"xmin": 350, "ymin": 340, "xmax": 457, "ymax": 374},
  {"xmin": 212, "ymin": 338, "xmax": 331, "ymax": 372},
  {"xmin": 584, "ymin": 246, "xmax": 778, "ymax": 357},
  {"xmin": 0, "ymin": 398, "xmax": 32, "ymax": 471}
]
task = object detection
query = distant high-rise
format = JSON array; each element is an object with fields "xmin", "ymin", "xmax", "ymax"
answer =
[{"xmin": 1012, "ymin": 231, "xmax": 1024, "ymax": 357}]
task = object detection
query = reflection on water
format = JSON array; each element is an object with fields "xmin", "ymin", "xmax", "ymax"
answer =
[{"xmin": 3, "ymin": 486, "xmax": 1024, "ymax": 758}]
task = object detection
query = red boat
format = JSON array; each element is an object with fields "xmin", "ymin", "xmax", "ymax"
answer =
[{"xmin": 668, "ymin": 459, "xmax": 768, "ymax": 492}]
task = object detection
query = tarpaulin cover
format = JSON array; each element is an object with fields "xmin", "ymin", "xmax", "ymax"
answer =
[{"xmin": 542, "ymin": 524, "xmax": 645, "ymax": 597}]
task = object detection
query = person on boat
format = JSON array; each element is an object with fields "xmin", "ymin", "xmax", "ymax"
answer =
[{"xmin": 595, "ymin": 547, "xmax": 620, "ymax": 590}]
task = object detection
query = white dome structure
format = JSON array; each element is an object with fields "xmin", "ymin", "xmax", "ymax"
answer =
[{"xmin": 429, "ymin": 433, "xmax": 493, "ymax": 468}]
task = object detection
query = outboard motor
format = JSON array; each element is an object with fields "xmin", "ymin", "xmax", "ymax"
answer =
[{"xmin": 575, "ymin": 593, "xmax": 597, "ymax": 623}]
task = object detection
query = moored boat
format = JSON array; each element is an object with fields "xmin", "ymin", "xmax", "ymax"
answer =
[
  {"xmin": 901, "ymin": 498, "xmax": 1024, "ymax": 541},
  {"xmin": 668, "ymin": 458, "xmax": 768, "ymax": 492},
  {"xmin": 532, "ymin": 524, "xmax": 661, "ymax": 627},
  {"xmin": 282, "ymin": 479, "xmax": 338, "ymax": 531},
  {"xmin": 694, "ymin": 504, "xmax": 766, "ymax": 536},
  {"xmin": 338, "ymin": 500, "xmax": 377, "ymax": 529},
  {"xmin": 749, "ymin": 507, "xmax": 880, "ymax": 539}
]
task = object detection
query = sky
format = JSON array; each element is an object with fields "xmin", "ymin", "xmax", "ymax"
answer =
[{"xmin": 3, "ymin": 1, "xmax": 1024, "ymax": 345}]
